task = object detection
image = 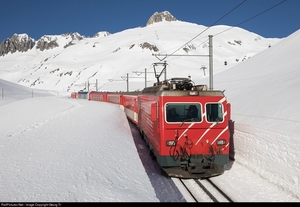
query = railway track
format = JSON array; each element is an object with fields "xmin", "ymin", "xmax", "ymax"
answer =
[{"xmin": 172, "ymin": 177, "xmax": 233, "ymax": 202}]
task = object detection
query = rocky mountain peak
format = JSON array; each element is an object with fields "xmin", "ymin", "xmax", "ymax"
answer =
[
  {"xmin": 0, "ymin": 32, "xmax": 86, "ymax": 55},
  {"xmin": 93, "ymin": 31, "xmax": 111, "ymax": 38},
  {"xmin": 146, "ymin": 11, "xmax": 177, "ymax": 26},
  {"xmin": 36, "ymin": 32, "xmax": 84, "ymax": 51},
  {"xmin": 0, "ymin": 33, "xmax": 35, "ymax": 56}
]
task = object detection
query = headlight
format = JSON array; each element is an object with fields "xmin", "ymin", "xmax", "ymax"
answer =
[
  {"xmin": 216, "ymin": 139, "xmax": 226, "ymax": 145},
  {"xmin": 166, "ymin": 140, "xmax": 176, "ymax": 146}
]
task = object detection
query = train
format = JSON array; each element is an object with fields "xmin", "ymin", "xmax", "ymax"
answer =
[{"xmin": 71, "ymin": 77, "xmax": 232, "ymax": 179}]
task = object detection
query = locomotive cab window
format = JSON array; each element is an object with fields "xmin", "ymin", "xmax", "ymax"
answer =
[
  {"xmin": 166, "ymin": 103, "xmax": 201, "ymax": 122},
  {"xmin": 206, "ymin": 103, "xmax": 223, "ymax": 122}
]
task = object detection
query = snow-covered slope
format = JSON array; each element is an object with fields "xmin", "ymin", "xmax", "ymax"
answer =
[{"xmin": 0, "ymin": 21, "xmax": 280, "ymax": 92}]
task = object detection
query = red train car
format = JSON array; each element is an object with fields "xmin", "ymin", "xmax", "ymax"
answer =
[
  {"xmin": 107, "ymin": 93, "xmax": 124, "ymax": 110},
  {"xmin": 89, "ymin": 91, "xmax": 108, "ymax": 102},
  {"xmin": 71, "ymin": 92, "xmax": 78, "ymax": 99},
  {"xmin": 123, "ymin": 94, "xmax": 139, "ymax": 125}
]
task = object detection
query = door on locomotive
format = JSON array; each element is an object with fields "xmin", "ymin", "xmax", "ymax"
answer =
[{"xmin": 165, "ymin": 103, "xmax": 202, "ymax": 123}]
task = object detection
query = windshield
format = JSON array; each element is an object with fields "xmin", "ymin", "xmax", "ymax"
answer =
[
  {"xmin": 165, "ymin": 102, "xmax": 224, "ymax": 123},
  {"xmin": 206, "ymin": 103, "xmax": 224, "ymax": 122},
  {"xmin": 166, "ymin": 103, "xmax": 201, "ymax": 122}
]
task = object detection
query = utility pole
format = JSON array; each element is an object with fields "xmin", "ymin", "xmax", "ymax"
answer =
[
  {"xmin": 121, "ymin": 73, "xmax": 129, "ymax": 92},
  {"xmin": 86, "ymin": 79, "xmax": 99, "ymax": 91},
  {"xmin": 145, "ymin": 68, "xmax": 147, "ymax": 88},
  {"xmin": 126, "ymin": 73, "xmax": 129, "ymax": 92},
  {"xmin": 132, "ymin": 68, "xmax": 156, "ymax": 88},
  {"xmin": 108, "ymin": 76, "xmax": 127, "ymax": 92},
  {"xmin": 209, "ymin": 35, "xmax": 213, "ymax": 90},
  {"xmin": 86, "ymin": 80, "xmax": 89, "ymax": 91},
  {"xmin": 200, "ymin": 65, "xmax": 207, "ymax": 76},
  {"xmin": 132, "ymin": 70, "xmax": 146, "ymax": 88}
]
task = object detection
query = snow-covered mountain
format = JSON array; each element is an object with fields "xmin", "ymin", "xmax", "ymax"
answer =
[{"xmin": 0, "ymin": 11, "xmax": 280, "ymax": 92}]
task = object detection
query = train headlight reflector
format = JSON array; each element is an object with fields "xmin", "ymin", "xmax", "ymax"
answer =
[
  {"xmin": 217, "ymin": 139, "xmax": 226, "ymax": 145},
  {"xmin": 166, "ymin": 140, "xmax": 176, "ymax": 146}
]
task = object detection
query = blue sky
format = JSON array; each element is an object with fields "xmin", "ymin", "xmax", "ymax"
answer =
[{"xmin": 1, "ymin": 0, "xmax": 299, "ymax": 42}]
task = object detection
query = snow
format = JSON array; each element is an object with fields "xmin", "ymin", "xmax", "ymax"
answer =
[
  {"xmin": 0, "ymin": 93, "xmax": 159, "ymax": 202},
  {"xmin": 207, "ymin": 29, "xmax": 300, "ymax": 202},
  {"xmin": 1, "ymin": 22, "xmax": 300, "ymax": 202}
]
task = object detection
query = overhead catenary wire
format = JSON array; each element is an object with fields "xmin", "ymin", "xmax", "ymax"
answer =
[
  {"xmin": 192, "ymin": 0, "xmax": 287, "ymax": 50},
  {"xmin": 163, "ymin": 0, "xmax": 287, "ymax": 56},
  {"xmin": 213, "ymin": 0, "xmax": 287, "ymax": 37},
  {"xmin": 165, "ymin": 0, "xmax": 247, "ymax": 56},
  {"xmin": 150, "ymin": 0, "xmax": 247, "ymax": 70}
]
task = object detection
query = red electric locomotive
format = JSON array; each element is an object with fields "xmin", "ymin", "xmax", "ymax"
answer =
[{"xmin": 133, "ymin": 77, "xmax": 231, "ymax": 178}]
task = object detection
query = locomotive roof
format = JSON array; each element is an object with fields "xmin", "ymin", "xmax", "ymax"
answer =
[
  {"xmin": 141, "ymin": 86, "xmax": 224, "ymax": 97},
  {"xmin": 141, "ymin": 77, "xmax": 225, "ymax": 97}
]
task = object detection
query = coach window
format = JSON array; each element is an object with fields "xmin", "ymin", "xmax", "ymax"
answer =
[{"xmin": 206, "ymin": 103, "xmax": 223, "ymax": 122}]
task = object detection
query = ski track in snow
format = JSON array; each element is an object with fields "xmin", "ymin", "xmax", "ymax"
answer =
[{"xmin": 4, "ymin": 98, "xmax": 82, "ymax": 138}]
